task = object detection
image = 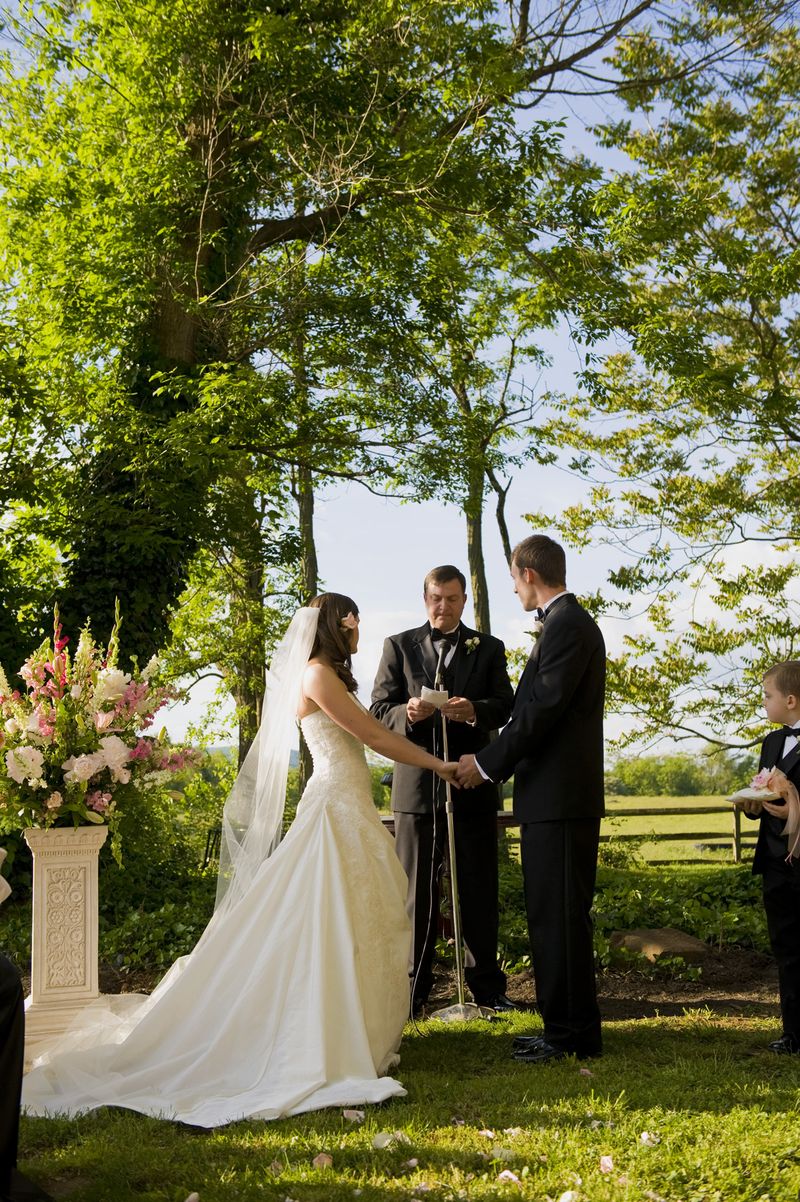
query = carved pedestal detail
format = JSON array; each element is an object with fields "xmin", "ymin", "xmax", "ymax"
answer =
[{"xmin": 23, "ymin": 826, "xmax": 108, "ymax": 1063}]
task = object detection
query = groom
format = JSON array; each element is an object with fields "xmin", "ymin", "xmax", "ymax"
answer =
[
  {"xmin": 371, "ymin": 565, "xmax": 515, "ymax": 1014},
  {"xmin": 455, "ymin": 535, "xmax": 605, "ymax": 1062}
]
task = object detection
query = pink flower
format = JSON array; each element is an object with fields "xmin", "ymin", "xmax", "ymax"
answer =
[
  {"xmin": 130, "ymin": 738, "xmax": 153, "ymax": 761},
  {"xmin": 86, "ymin": 790, "xmax": 111, "ymax": 813},
  {"xmin": 62, "ymin": 751, "xmax": 105, "ymax": 783},
  {"xmin": 45, "ymin": 791, "xmax": 63, "ymax": 810},
  {"xmin": 752, "ymin": 768, "xmax": 774, "ymax": 790},
  {"xmin": 94, "ymin": 711, "xmax": 115, "ymax": 732}
]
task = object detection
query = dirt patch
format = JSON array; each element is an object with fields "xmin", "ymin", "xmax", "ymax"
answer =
[
  {"xmin": 18, "ymin": 948, "xmax": 780, "ymax": 1024},
  {"xmin": 426, "ymin": 947, "xmax": 779, "ymax": 1022}
]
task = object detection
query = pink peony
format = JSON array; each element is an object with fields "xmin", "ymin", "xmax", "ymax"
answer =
[{"xmin": 62, "ymin": 751, "xmax": 105, "ymax": 783}]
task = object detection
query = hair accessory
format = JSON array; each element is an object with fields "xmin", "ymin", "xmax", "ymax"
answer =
[{"xmin": 340, "ymin": 612, "xmax": 358, "ymax": 631}]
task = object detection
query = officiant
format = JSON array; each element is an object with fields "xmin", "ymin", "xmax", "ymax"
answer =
[{"xmin": 370, "ymin": 565, "xmax": 515, "ymax": 1015}]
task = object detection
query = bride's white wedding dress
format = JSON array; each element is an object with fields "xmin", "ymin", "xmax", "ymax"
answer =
[{"xmin": 22, "ymin": 704, "xmax": 412, "ymax": 1126}]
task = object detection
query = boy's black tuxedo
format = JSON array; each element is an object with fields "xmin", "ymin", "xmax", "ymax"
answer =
[
  {"xmin": 477, "ymin": 594, "xmax": 605, "ymax": 1055},
  {"xmin": 748, "ymin": 730, "xmax": 800, "ymax": 1043},
  {"xmin": 371, "ymin": 622, "xmax": 514, "ymax": 1006}
]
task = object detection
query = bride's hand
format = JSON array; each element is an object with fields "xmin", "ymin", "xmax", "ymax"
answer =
[{"xmin": 435, "ymin": 761, "xmax": 461, "ymax": 788}]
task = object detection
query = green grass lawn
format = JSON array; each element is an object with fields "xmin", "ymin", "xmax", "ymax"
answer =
[
  {"xmin": 602, "ymin": 796, "xmax": 755, "ymax": 863},
  {"xmin": 20, "ymin": 1008, "xmax": 800, "ymax": 1202}
]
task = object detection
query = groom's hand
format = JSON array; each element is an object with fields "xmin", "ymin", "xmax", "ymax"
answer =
[
  {"xmin": 455, "ymin": 754, "xmax": 483, "ymax": 788},
  {"xmin": 407, "ymin": 697, "xmax": 436, "ymax": 724},
  {"xmin": 441, "ymin": 696, "xmax": 476, "ymax": 723}
]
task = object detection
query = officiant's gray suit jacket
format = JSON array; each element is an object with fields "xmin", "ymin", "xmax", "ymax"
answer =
[{"xmin": 370, "ymin": 622, "xmax": 513, "ymax": 814}]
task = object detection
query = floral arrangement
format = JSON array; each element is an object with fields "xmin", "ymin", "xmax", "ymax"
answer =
[
  {"xmin": 464, "ymin": 636, "xmax": 480, "ymax": 655},
  {"xmin": 0, "ymin": 607, "xmax": 199, "ymax": 862}
]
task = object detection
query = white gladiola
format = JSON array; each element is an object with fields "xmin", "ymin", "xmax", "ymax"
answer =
[
  {"xmin": 94, "ymin": 668, "xmax": 131, "ymax": 707},
  {"xmin": 141, "ymin": 654, "xmax": 159, "ymax": 682},
  {"xmin": 100, "ymin": 735, "xmax": 132, "ymax": 783}
]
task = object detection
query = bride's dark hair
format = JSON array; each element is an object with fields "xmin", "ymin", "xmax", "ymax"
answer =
[{"xmin": 308, "ymin": 593, "xmax": 359, "ymax": 693}]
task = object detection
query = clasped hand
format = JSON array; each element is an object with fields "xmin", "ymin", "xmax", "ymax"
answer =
[{"xmin": 454, "ymin": 754, "xmax": 484, "ymax": 789}]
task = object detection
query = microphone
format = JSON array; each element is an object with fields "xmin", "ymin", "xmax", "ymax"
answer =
[{"xmin": 434, "ymin": 639, "xmax": 448, "ymax": 689}]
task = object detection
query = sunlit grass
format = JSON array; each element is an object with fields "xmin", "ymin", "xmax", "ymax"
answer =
[{"xmin": 21, "ymin": 1008, "xmax": 800, "ymax": 1202}]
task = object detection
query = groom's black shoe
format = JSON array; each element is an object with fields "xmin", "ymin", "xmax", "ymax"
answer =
[
  {"xmin": 512, "ymin": 1033, "xmax": 547, "ymax": 1050},
  {"xmin": 512, "ymin": 1036, "xmax": 600, "ymax": 1063},
  {"xmin": 768, "ymin": 1034, "xmax": 800, "ymax": 1055},
  {"xmin": 511, "ymin": 1037, "xmax": 569, "ymax": 1064},
  {"xmin": 475, "ymin": 993, "xmax": 520, "ymax": 1012}
]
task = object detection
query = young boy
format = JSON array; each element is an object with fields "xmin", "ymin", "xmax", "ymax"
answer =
[{"xmin": 743, "ymin": 662, "xmax": 800, "ymax": 1053}]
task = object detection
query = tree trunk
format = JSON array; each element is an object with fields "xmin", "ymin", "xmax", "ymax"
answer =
[
  {"xmin": 465, "ymin": 461, "xmax": 491, "ymax": 633},
  {"xmin": 226, "ymin": 481, "xmax": 266, "ymax": 767},
  {"xmin": 487, "ymin": 466, "xmax": 513, "ymax": 566},
  {"xmin": 295, "ymin": 464, "xmax": 318, "ymax": 793}
]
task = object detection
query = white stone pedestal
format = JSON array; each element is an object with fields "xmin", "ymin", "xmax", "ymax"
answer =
[{"xmin": 23, "ymin": 825, "xmax": 108, "ymax": 1063}]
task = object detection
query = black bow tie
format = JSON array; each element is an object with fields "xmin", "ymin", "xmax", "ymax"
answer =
[
  {"xmin": 431, "ymin": 627, "xmax": 459, "ymax": 644},
  {"xmin": 534, "ymin": 607, "xmax": 546, "ymax": 622},
  {"xmin": 783, "ymin": 726, "xmax": 800, "ymax": 737}
]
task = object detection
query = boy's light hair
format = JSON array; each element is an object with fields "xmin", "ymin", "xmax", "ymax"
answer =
[{"xmin": 763, "ymin": 661, "xmax": 800, "ymax": 697}]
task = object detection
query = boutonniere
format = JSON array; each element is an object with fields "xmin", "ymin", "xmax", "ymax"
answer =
[
  {"xmin": 464, "ymin": 636, "xmax": 480, "ymax": 655},
  {"xmin": 527, "ymin": 619, "xmax": 544, "ymax": 641}
]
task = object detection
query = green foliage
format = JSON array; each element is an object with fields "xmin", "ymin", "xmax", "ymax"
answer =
[
  {"xmin": 606, "ymin": 750, "xmax": 758, "ymax": 796},
  {"xmin": 532, "ymin": 9, "xmax": 800, "ymax": 748},
  {"xmin": 497, "ymin": 836, "xmax": 769, "ymax": 973},
  {"xmin": 593, "ymin": 864, "xmax": 769, "ymax": 956}
]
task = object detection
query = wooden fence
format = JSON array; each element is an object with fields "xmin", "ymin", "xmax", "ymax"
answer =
[
  {"xmin": 203, "ymin": 803, "xmax": 754, "ymax": 869},
  {"xmin": 379, "ymin": 804, "xmax": 755, "ymax": 864}
]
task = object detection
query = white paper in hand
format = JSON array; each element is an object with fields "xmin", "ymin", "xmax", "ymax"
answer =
[{"xmin": 420, "ymin": 685, "xmax": 449, "ymax": 709}]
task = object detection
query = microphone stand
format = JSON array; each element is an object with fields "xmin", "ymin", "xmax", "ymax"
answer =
[{"xmin": 429, "ymin": 638, "xmax": 493, "ymax": 1024}]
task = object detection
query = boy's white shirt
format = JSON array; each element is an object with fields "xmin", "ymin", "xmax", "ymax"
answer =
[{"xmin": 783, "ymin": 719, "xmax": 800, "ymax": 761}]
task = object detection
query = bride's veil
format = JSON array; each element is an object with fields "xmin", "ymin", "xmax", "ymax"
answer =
[{"xmin": 214, "ymin": 606, "xmax": 320, "ymax": 915}]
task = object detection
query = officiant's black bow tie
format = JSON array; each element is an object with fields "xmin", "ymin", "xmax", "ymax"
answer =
[
  {"xmin": 431, "ymin": 627, "xmax": 459, "ymax": 644},
  {"xmin": 782, "ymin": 726, "xmax": 800, "ymax": 737}
]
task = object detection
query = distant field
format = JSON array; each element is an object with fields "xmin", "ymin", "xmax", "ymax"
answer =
[{"xmin": 500, "ymin": 795, "xmax": 755, "ymax": 863}]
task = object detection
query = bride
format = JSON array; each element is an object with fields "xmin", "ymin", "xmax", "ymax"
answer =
[{"xmin": 22, "ymin": 593, "xmax": 458, "ymax": 1127}]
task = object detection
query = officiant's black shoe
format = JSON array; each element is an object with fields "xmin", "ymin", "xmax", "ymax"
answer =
[
  {"xmin": 511, "ymin": 1037, "xmax": 569, "ymax": 1064},
  {"xmin": 768, "ymin": 1034, "xmax": 800, "ymax": 1055},
  {"xmin": 475, "ymin": 993, "xmax": 520, "ymax": 1012},
  {"xmin": 3, "ymin": 1168, "xmax": 55, "ymax": 1202}
]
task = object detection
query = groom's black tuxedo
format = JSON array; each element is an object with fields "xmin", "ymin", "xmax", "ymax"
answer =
[
  {"xmin": 746, "ymin": 730, "xmax": 800, "ymax": 1043},
  {"xmin": 478, "ymin": 594, "xmax": 605, "ymax": 1055},
  {"xmin": 371, "ymin": 622, "xmax": 514, "ymax": 1006}
]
